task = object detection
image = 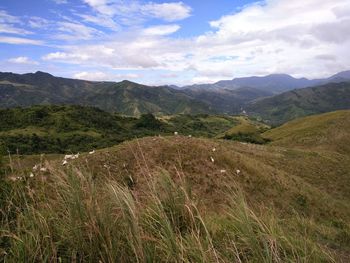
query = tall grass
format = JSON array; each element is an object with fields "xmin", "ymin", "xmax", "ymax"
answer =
[{"xmin": 0, "ymin": 164, "xmax": 334, "ymax": 262}]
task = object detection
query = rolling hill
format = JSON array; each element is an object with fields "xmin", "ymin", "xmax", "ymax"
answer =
[
  {"xmin": 247, "ymin": 82, "xmax": 350, "ymax": 125},
  {"xmin": 1, "ymin": 110, "xmax": 349, "ymax": 262}
]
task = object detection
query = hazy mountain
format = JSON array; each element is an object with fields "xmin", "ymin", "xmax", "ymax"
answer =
[
  {"xmin": 246, "ymin": 81, "xmax": 350, "ymax": 125},
  {"xmin": 183, "ymin": 71, "xmax": 350, "ymax": 94},
  {"xmin": 325, "ymin": 70, "xmax": 350, "ymax": 83},
  {"xmin": 217, "ymin": 74, "xmax": 316, "ymax": 93}
]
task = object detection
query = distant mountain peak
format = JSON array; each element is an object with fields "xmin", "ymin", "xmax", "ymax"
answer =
[
  {"xmin": 34, "ymin": 71, "xmax": 53, "ymax": 77},
  {"xmin": 328, "ymin": 70, "xmax": 350, "ymax": 80}
]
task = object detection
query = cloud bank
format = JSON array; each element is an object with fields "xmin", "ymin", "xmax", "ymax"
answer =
[{"xmin": 1, "ymin": 0, "xmax": 350, "ymax": 84}]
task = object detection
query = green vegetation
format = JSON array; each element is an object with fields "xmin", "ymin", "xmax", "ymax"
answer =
[
  {"xmin": 218, "ymin": 116, "xmax": 270, "ymax": 144},
  {"xmin": 164, "ymin": 114, "xmax": 240, "ymax": 137},
  {"xmin": 0, "ymin": 105, "xmax": 242, "ymax": 154}
]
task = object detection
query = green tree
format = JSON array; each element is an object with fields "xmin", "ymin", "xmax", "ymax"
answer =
[
  {"xmin": 31, "ymin": 133, "xmax": 41, "ymax": 152},
  {"xmin": 135, "ymin": 113, "xmax": 164, "ymax": 130}
]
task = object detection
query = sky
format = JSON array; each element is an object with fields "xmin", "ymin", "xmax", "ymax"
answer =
[{"xmin": 0, "ymin": 0, "xmax": 350, "ymax": 85}]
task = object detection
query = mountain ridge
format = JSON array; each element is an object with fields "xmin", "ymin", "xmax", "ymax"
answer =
[
  {"xmin": 1, "ymin": 71, "xmax": 350, "ymax": 124},
  {"xmin": 182, "ymin": 70, "xmax": 350, "ymax": 93}
]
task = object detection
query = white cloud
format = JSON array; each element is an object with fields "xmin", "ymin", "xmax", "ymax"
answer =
[
  {"xmin": 76, "ymin": 13, "xmax": 119, "ymax": 31},
  {"xmin": 0, "ymin": 10, "xmax": 33, "ymax": 35},
  {"xmin": 141, "ymin": 2, "xmax": 191, "ymax": 22},
  {"xmin": 42, "ymin": 51, "xmax": 90, "ymax": 61},
  {"xmin": 83, "ymin": 0, "xmax": 115, "ymax": 16},
  {"xmin": 42, "ymin": 0, "xmax": 350, "ymax": 83},
  {"xmin": 28, "ymin": 17, "xmax": 50, "ymax": 29},
  {"xmin": 0, "ymin": 10, "xmax": 21, "ymax": 24},
  {"xmin": 53, "ymin": 0, "xmax": 68, "ymax": 4},
  {"xmin": 0, "ymin": 36, "xmax": 44, "ymax": 45},
  {"xmin": 73, "ymin": 71, "xmax": 140, "ymax": 81},
  {"xmin": 8, "ymin": 56, "xmax": 39, "ymax": 65},
  {"xmin": 0, "ymin": 24, "xmax": 32, "ymax": 35},
  {"xmin": 143, "ymin": 24, "xmax": 180, "ymax": 36},
  {"xmin": 82, "ymin": 0, "xmax": 191, "ymax": 23},
  {"xmin": 191, "ymin": 0, "xmax": 350, "ymax": 79},
  {"xmin": 55, "ymin": 21, "xmax": 103, "ymax": 40}
]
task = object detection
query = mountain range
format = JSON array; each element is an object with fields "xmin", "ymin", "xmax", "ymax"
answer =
[
  {"xmin": 183, "ymin": 70, "xmax": 350, "ymax": 93},
  {"xmin": 1, "ymin": 70, "xmax": 350, "ymax": 124},
  {"xmin": 0, "ymin": 72, "xmax": 211, "ymax": 116}
]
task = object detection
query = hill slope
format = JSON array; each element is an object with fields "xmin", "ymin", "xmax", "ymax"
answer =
[
  {"xmin": 263, "ymin": 110, "xmax": 350, "ymax": 153},
  {"xmin": 247, "ymin": 82, "xmax": 350, "ymax": 125}
]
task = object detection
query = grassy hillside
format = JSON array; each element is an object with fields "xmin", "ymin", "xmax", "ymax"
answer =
[
  {"xmin": 0, "ymin": 105, "xmax": 241, "ymax": 154},
  {"xmin": 247, "ymin": 82, "xmax": 350, "ymax": 125},
  {"xmin": 1, "ymin": 110, "xmax": 350, "ymax": 261},
  {"xmin": 263, "ymin": 110, "xmax": 350, "ymax": 153}
]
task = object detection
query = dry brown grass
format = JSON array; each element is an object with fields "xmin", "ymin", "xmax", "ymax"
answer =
[{"xmin": 2, "ymin": 128, "xmax": 350, "ymax": 261}]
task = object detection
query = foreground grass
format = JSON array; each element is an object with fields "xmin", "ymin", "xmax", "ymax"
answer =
[{"xmin": 0, "ymin": 162, "xmax": 334, "ymax": 262}]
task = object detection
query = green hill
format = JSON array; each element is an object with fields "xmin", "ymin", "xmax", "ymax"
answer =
[
  {"xmin": 1, "ymin": 111, "xmax": 350, "ymax": 262},
  {"xmin": 247, "ymin": 82, "xmax": 350, "ymax": 125}
]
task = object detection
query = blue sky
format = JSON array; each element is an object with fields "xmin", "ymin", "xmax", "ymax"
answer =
[{"xmin": 0, "ymin": 0, "xmax": 349, "ymax": 85}]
